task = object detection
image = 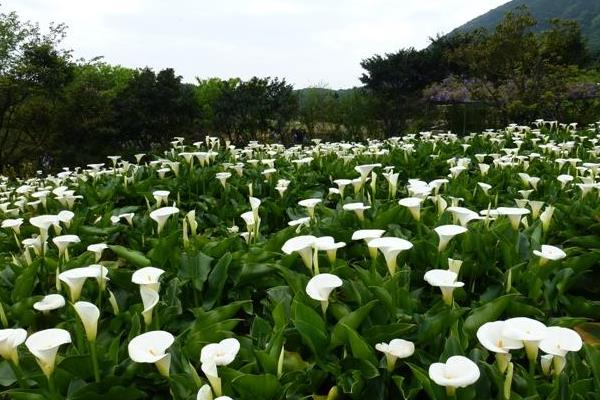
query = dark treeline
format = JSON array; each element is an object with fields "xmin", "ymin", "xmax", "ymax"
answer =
[{"xmin": 1, "ymin": 5, "xmax": 600, "ymax": 172}]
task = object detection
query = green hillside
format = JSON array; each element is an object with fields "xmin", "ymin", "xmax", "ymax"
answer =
[{"xmin": 453, "ymin": 0, "xmax": 600, "ymax": 54}]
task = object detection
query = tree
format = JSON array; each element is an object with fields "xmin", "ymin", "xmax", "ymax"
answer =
[
  {"xmin": 297, "ymin": 85, "xmax": 337, "ymax": 138},
  {"xmin": 360, "ymin": 48, "xmax": 442, "ymax": 136},
  {"xmin": 429, "ymin": 6, "xmax": 597, "ymax": 127},
  {"xmin": 0, "ymin": 6, "xmax": 73, "ymax": 170},
  {"xmin": 51, "ymin": 61, "xmax": 134, "ymax": 166},
  {"xmin": 112, "ymin": 67, "xmax": 200, "ymax": 149}
]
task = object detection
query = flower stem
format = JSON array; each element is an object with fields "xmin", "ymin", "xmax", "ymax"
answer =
[
  {"xmin": 47, "ymin": 373, "xmax": 58, "ymax": 399},
  {"xmin": 90, "ymin": 340, "xmax": 101, "ymax": 383},
  {"xmin": 10, "ymin": 361, "xmax": 27, "ymax": 388}
]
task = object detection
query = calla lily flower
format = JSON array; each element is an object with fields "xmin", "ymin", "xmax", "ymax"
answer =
[
  {"xmin": 149, "ymin": 206, "xmax": 179, "ymax": 234},
  {"xmin": 73, "ymin": 301, "xmax": 100, "ymax": 342},
  {"xmin": 111, "ymin": 212, "xmax": 134, "ymax": 226},
  {"xmin": 429, "ymin": 355, "xmax": 480, "ymax": 396},
  {"xmin": 282, "ymin": 235, "xmax": 317, "ymax": 271},
  {"xmin": 52, "ymin": 234, "xmax": 80, "ymax": 261},
  {"xmin": 528, "ymin": 200, "xmax": 544, "ymax": 219},
  {"xmin": 128, "ymin": 330, "xmax": 175, "ymax": 377},
  {"xmin": 29, "ymin": 215, "xmax": 60, "ymax": 243},
  {"xmin": 382, "ymin": 172, "xmax": 399, "ymax": 197},
  {"xmin": 25, "ymin": 328, "xmax": 71, "ymax": 378},
  {"xmin": 398, "ymin": 197, "xmax": 424, "ymax": 221},
  {"xmin": 342, "ymin": 202, "xmax": 370, "ymax": 221},
  {"xmin": 533, "ymin": 245, "xmax": 566, "ymax": 265},
  {"xmin": 200, "ymin": 338, "xmax": 241, "ymax": 367},
  {"xmin": 477, "ymin": 320, "xmax": 523, "ymax": 373},
  {"xmin": 447, "ymin": 258, "xmax": 463, "ymax": 274},
  {"xmin": 446, "ymin": 206, "xmax": 481, "ymax": 227},
  {"xmin": 87, "ymin": 243, "xmax": 108, "ymax": 262},
  {"xmin": 59, "ymin": 268, "xmax": 92, "ymax": 302},
  {"xmin": 540, "ymin": 205, "xmax": 555, "ymax": 232},
  {"xmin": 215, "ymin": 172, "xmax": 232, "ymax": 188},
  {"xmin": 539, "ymin": 326, "xmax": 582, "ymax": 357},
  {"xmin": 306, "ymin": 273, "xmax": 343, "ymax": 313},
  {"xmin": 502, "ymin": 317, "xmax": 548, "ymax": 364},
  {"xmin": 355, "ymin": 164, "xmax": 381, "ymax": 184},
  {"xmin": 314, "ymin": 236, "xmax": 346, "ymax": 263},
  {"xmin": 132, "ymin": 267, "xmax": 165, "ymax": 292},
  {"xmin": 240, "ymin": 211, "xmax": 256, "ymax": 234},
  {"xmin": 0, "ymin": 328, "xmax": 27, "ymax": 365},
  {"xmin": 298, "ymin": 198, "xmax": 321, "ymax": 218},
  {"xmin": 140, "ymin": 286, "xmax": 160, "ymax": 326},
  {"xmin": 477, "ymin": 182, "xmax": 492, "ymax": 195},
  {"xmin": 368, "ymin": 237, "xmax": 413, "ymax": 275},
  {"xmin": 333, "ymin": 179, "xmax": 352, "ymax": 198},
  {"xmin": 1, "ymin": 218, "xmax": 23, "ymax": 235},
  {"xmin": 34, "ymin": 294, "xmax": 66, "ymax": 312},
  {"xmin": 375, "ymin": 339, "xmax": 414, "ymax": 371},
  {"xmin": 58, "ymin": 265, "xmax": 108, "ymax": 301},
  {"xmin": 424, "ymin": 269, "xmax": 464, "ymax": 305},
  {"xmin": 198, "ymin": 385, "xmax": 233, "ymax": 400},
  {"xmin": 197, "ymin": 384, "xmax": 213, "ymax": 400},
  {"xmin": 434, "ymin": 225, "xmax": 468, "ymax": 252},
  {"xmin": 351, "ymin": 229, "xmax": 385, "ymax": 259},
  {"xmin": 496, "ymin": 207, "xmax": 530, "ymax": 230},
  {"xmin": 538, "ymin": 326, "xmax": 582, "ymax": 375},
  {"xmin": 152, "ymin": 190, "xmax": 170, "ymax": 207},
  {"xmin": 200, "ymin": 338, "xmax": 240, "ymax": 396}
]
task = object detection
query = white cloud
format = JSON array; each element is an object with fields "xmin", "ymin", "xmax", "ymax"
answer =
[{"xmin": 2, "ymin": 0, "xmax": 510, "ymax": 88}]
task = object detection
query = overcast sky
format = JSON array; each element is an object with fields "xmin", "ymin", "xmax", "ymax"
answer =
[{"xmin": 4, "ymin": 0, "xmax": 510, "ymax": 89}]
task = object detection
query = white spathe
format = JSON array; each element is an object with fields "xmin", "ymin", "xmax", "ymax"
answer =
[
  {"xmin": 0, "ymin": 328, "xmax": 27, "ymax": 364},
  {"xmin": 428, "ymin": 355, "xmax": 480, "ymax": 391},
  {"xmin": 375, "ymin": 338, "xmax": 415, "ymax": 371},
  {"xmin": 434, "ymin": 225, "xmax": 468, "ymax": 252},
  {"xmin": 33, "ymin": 294, "xmax": 66, "ymax": 312},
  {"xmin": 73, "ymin": 301, "xmax": 100, "ymax": 342},
  {"xmin": 128, "ymin": 330, "xmax": 175, "ymax": 377},
  {"xmin": 368, "ymin": 237, "xmax": 413, "ymax": 275},
  {"xmin": 149, "ymin": 206, "xmax": 180, "ymax": 234},
  {"xmin": 281, "ymin": 235, "xmax": 317, "ymax": 270},
  {"xmin": 25, "ymin": 328, "xmax": 71, "ymax": 377}
]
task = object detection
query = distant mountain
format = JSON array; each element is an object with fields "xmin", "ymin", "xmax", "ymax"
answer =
[{"xmin": 453, "ymin": 0, "xmax": 600, "ymax": 54}]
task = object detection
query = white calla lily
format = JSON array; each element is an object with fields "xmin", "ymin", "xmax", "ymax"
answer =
[
  {"xmin": 25, "ymin": 328, "xmax": 71, "ymax": 378},
  {"xmin": 73, "ymin": 301, "xmax": 100, "ymax": 342},
  {"xmin": 424, "ymin": 269, "xmax": 464, "ymax": 305},
  {"xmin": 375, "ymin": 339, "xmax": 414, "ymax": 371},
  {"xmin": 281, "ymin": 235, "xmax": 317, "ymax": 271},
  {"xmin": 128, "ymin": 330, "xmax": 175, "ymax": 377},
  {"xmin": 434, "ymin": 225, "xmax": 467, "ymax": 252},
  {"xmin": 0, "ymin": 328, "xmax": 27, "ymax": 365},
  {"xmin": 34, "ymin": 294, "xmax": 66, "ymax": 312},
  {"xmin": 428, "ymin": 355, "xmax": 480, "ymax": 396},
  {"xmin": 368, "ymin": 237, "xmax": 413, "ymax": 275},
  {"xmin": 533, "ymin": 245, "xmax": 566, "ymax": 265},
  {"xmin": 149, "ymin": 206, "xmax": 179, "ymax": 234},
  {"xmin": 306, "ymin": 273, "xmax": 343, "ymax": 313}
]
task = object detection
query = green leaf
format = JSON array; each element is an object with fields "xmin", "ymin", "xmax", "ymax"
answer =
[
  {"xmin": 12, "ymin": 262, "xmax": 39, "ymax": 302},
  {"xmin": 203, "ymin": 252, "xmax": 232, "ymax": 309},
  {"xmin": 463, "ymin": 294, "xmax": 516, "ymax": 336},
  {"xmin": 109, "ymin": 245, "xmax": 151, "ymax": 267},
  {"xmin": 291, "ymin": 299, "xmax": 329, "ymax": 356},
  {"xmin": 407, "ymin": 362, "xmax": 439, "ymax": 400},
  {"xmin": 179, "ymin": 251, "xmax": 213, "ymax": 290},
  {"xmin": 0, "ymin": 361, "xmax": 16, "ymax": 387},
  {"xmin": 232, "ymin": 373, "xmax": 281, "ymax": 400},
  {"xmin": 341, "ymin": 323, "xmax": 378, "ymax": 366},
  {"xmin": 330, "ymin": 300, "xmax": 378, "ymax": 346}
]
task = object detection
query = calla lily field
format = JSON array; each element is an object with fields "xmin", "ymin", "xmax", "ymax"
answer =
[{"xmin": 0, "ymin": 122, "xmax": 599, "ymax": 399}]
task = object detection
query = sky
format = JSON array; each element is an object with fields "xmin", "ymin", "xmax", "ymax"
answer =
[{"xmin": 3, "ymin": 0, "xmax": 511, "ymax": 89}]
